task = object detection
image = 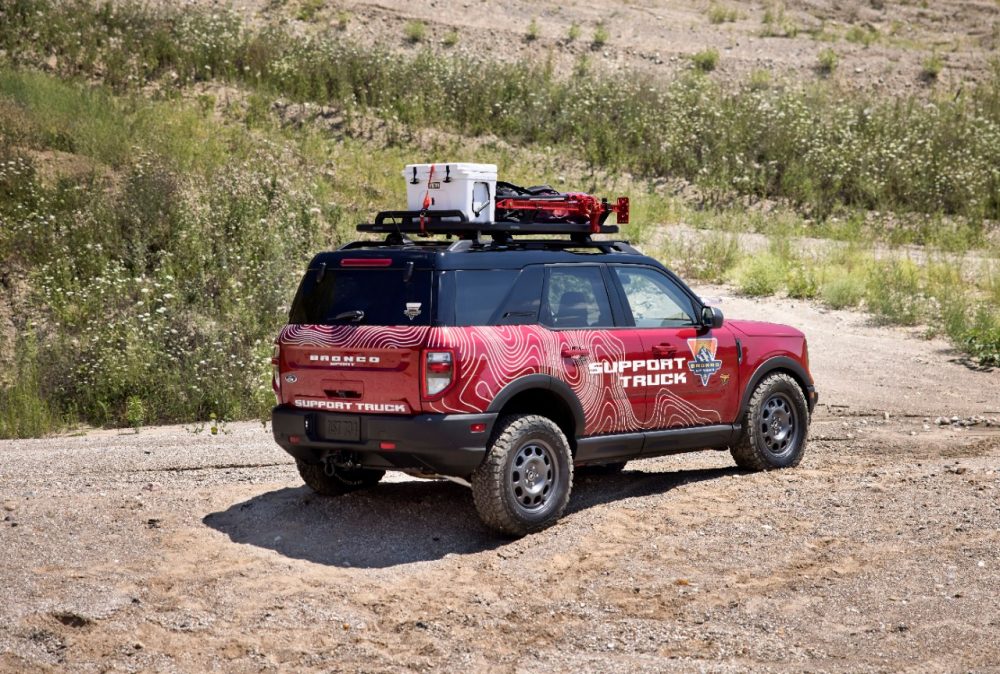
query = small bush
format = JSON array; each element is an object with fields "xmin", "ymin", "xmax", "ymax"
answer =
[
  {"xmin": 125, "ymin": 395, "xmax": 146, "ymax": 432},
  {"xmin": 962, "ymin": 308, "xmax": 1000, "ymax": 366},
  {"xmin": 921, "ymin": 53, "xmax": 943, "ymax": 82},
  {"xmin": 845, "ymin": 25, "xmax": 879, "ymax": 47},
  {"xmin": 817, "ymin": 48, "xmax": 838, "ymax": 75},
  {"xmin": 865, "ymin": 258, "xmax": 923, "ymax": 326},
  {"xmin": 749, "ymin": 69, "xmax": 772, "ymax": 90},
  {"xmin": 336, "ymin": 11, "xmax": 350, "ymax": 31},
  {"xmin": 404, "ymin": 20, "xmax": 426, "ymax": 44},
  {"xmin": 567, "ymin": 23, "xmax": 581, "ymax": 42},
  {"xmin": 731, "ymin": 254, "xmax": 785, "ymax": 296},
  {"xmin": 442, "ymin": 29, "xmax": 459, "ymax": 47},
  {"xmin": 297, "ymin": 0, "xmax": 324, "ymax": 22},
  {"xmin": 762, "ymin": 1, "xmax": 798, "ymax": 37},
  {"xmin": 786, "ymin": 264, "xmax": 819, "ymax": 299},
  {"xmin": 820, "ymin": 271, "xmax": 866, "ymax": 309},
  {"xmin": 526, "ymin": 18, "xmax": 540, "ymax": 42},
  {"xmin": 592, "ymin": 22, "xmax": 609, "ymax": 48},
  {"xmin": 691, "ymin": 49, "xmax": 720, "ymax": 72},
  {"xmin": 707, "ymin": 4, "xmax": 738, "ymax": 24}
]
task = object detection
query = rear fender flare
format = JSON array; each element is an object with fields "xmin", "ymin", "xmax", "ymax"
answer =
[{"xmin": 486, "ymin": 374, "xmax": 586, "ymax": 439}]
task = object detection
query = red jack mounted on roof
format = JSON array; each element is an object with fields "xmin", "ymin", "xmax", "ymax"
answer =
[{"xmin": 494, "ymin": 188, "xmax": 629, "ymax": 235}]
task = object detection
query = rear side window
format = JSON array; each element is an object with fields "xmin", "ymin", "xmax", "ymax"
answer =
[
  {"xmin": 454, "ymin": 270, "xmax": 519, "ymax": 325},
  {"xmin": 613, "ymin": 266, "xmax": 697, "ymax": 327},
  {"xmin": 289, "ymin": 268, "xmax": 432, "ymax": 326},
  {"xmin": 542, "ymin": 266, "xmax": 614, "ymax": 329},
  {"xmin": 453, "ymin": 267, "xmax": 544, "ymax": 326}
]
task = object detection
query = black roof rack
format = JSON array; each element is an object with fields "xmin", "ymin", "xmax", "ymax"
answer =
[{"xmin": 356, "ymin": 209, "xmax": 620, "ymax": 241}]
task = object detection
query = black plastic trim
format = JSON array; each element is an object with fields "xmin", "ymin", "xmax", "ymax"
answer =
[
  {"xmin": 486, "ymin": 374, "xmax": 587, "ymax": 436},
  {"xmin": 272, "ymin": 407, "xmax": 496, "ymax": 477},
  {"xmin": 739, "ymin": 357, "xmax": 817, "ymax": 415},
  {"xmin": 641, "ymin": 424, "xmax": 737, "ymax": 456}
]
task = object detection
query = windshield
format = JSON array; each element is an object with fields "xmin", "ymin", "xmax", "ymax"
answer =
[{"xmin": 288, "ymin": 268, "xmax": 433, "ymax": 326}]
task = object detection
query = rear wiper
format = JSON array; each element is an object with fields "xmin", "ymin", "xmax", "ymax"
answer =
[{"xmin": 333, "ymin": 310, "xmax": 365, "ymax": 322}]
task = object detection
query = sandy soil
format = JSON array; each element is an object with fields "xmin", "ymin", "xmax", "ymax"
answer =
[
  {"xmin": 2, "ymin": 289, "xmax": 998, "ymax": 673},
  {"xmin": 198, "ymin": 0, "xmax": 1000, "ymax": 94}
]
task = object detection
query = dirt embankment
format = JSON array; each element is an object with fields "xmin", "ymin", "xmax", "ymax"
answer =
[{"xmin": 1, "ymin": 290, "xmax": 998, "ymax": 673}]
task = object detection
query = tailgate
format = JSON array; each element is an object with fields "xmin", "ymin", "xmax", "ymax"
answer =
[{"xmin": 277, "ymin": 325, "xmax": 429, "ymax": 415}]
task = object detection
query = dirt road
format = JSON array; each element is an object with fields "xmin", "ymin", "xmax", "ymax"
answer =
[{"xmin": 2, "ymin": 289, "xmax": 999, "ymax": 673}]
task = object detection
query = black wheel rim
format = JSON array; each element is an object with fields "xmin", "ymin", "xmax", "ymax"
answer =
[
  {"xmin": 759, "ymin": 392, "xmax": 798, "ymax": 457},
  {"xmin": 508, "ymin": 440, "xmax": 558, "ymax": 514}
]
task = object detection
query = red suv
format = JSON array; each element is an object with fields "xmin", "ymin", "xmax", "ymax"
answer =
[{"xmin": 271, "ymin": 211, "xmax": 817, "ymax": 536}]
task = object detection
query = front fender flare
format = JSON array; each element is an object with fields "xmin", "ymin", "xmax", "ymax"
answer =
[{"xmin": 739, "ymin": 356, "xmax": 815, "ymax": 416}]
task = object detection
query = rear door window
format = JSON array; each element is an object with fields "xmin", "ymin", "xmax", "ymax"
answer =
[
  {"xmin": 541, "ymin": 266, "xmax": 614, "ymax": 329},
  {"xmin": 289, "ymin": 268, "xmax": 432, "ymax": 326}
]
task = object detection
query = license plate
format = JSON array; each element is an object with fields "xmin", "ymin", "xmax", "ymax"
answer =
[{"xmin": 322, "ymin": 415, "xmax": 360, "ymax": 442}]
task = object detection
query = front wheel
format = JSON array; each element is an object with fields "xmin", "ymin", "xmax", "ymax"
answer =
[
  {"xmin": 730, "ymin": 373, "xmax": 809, "ymax": 471},
  {"xmin": 296, "ymin": 459, "xmax": 384, "ymax": 496},
  {"xmin": 471, "ymin": 414, "xmax": 573, "ymax": 537}
]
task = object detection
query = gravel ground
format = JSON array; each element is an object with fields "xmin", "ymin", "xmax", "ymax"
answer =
[{"xmin": 2, "ymin": 290, "xmax": 999, "ymax": 673}]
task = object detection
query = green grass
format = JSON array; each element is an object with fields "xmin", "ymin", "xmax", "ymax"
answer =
[
  {"xmin": 526, "ymin": 18, "xmax": 540, "ymax": 42},
  {"xmin": 1, "ymin": 1, "xmax": 999, "ymax": 438},
  {"xmin": 592, "ymin": 22, "xmax": 609, "ymax": 49},
  {"xmin": 817, "ymin": 48, "xmax": 838, "ymax": 76},
  {"xmin": 707, "ymin": 5, "xmax": 739, "ymax": 24},
  {"xmin": 404, "ymin": 20, "xmax": 426, "ymax": 44},
  {"xmin": 3, "ymin": 0, "xmax": 1000, "ymax": 222},
  {"xmin": 691, "ymin": 49, "xmax": 720, "ymax": 73}
]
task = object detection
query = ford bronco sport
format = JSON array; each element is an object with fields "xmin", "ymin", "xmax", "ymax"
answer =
[{"xmin": 271, "ymin": 167, "xmax": 817, "ymax": 536}]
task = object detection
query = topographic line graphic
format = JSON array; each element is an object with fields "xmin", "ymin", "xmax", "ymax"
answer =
[{"xmin": 280, "ymin": 324, "xmax": 720, "ymax": 434}]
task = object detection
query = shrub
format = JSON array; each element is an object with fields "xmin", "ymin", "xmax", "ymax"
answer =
[
  {"xmin": 865, "ymin": 258, "xmax": 923, "ymax": 326},
  {"xmin": 817, "ymin": 48, "xmax": 838, "ymax": 76},
  {"xmin": 691, "ymin": 49, "xmax": 720, "ymax": 72},
  {"xmin": 921, "ymin": 53, "xmax": 943, "ymax": 82},
  {"xmin": 567, "ymin": 23, "xmax": 581, "ymax": 42},
  {"xmin": 731, "ymin": 253, "xmax": 785, "ymax": 296},
  {"xmin": 592, "ymin": 22, "xmax": 609, "ymax": 48},
  {"xmin": 442, "ymin": 29, "xmax": 459, "ymax": 47},
  {"xmin": 404, "ymin": 20, "xmax": 426, "ymax": 44},
  {"xmin": 820, "ymin": 270, "xmax": 866, "ymax": 309},
  {"xmin": 845, "ymin": 25, "xmax": 879, "ymax": 47},
  {"xmin": 526, "ymin": 18, "xmax": 540, "ymax": 42},
  {"xmin": 786, "ymin": 264, "xmax": 819, "ymax": 299},
  {"xmin": 707, "ymin": 4, "xmax": 738, "ymax": 24}
]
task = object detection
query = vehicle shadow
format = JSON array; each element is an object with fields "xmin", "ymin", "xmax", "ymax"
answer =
[{"xmin": 202, "ymin": 465, "xmax": 740, "ymax": 569}]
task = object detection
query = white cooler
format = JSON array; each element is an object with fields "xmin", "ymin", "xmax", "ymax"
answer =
[{"xmin": 403, "ymin": 163, "xmax": 497, "ymax": 224}]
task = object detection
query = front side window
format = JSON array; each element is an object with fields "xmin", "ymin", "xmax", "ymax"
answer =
[
  {"xmin": 613, "ymin": 266, "xmax": 697, "ymax": 328},
  {"xmin": 542, "ymin": 266, "xmax": 614, "ymax": 329}
]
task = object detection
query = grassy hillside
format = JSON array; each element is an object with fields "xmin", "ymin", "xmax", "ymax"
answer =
[{"xmin": 0, "ymin": 0, "xmax": 997, "ymax": 438}]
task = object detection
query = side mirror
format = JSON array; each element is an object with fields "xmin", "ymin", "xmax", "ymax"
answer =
[{"xmin": 701, "ymin": 306, "xmax": 724, "ymax": 329}]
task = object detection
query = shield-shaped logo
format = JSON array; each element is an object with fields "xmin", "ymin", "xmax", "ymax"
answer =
[
  {"xmin": 687, "ymin": 338, "xmax": 723, "ymax": 386},
  {"xmin": 404, "ymin": 302, "xmax": 422, "ymax": 320}
]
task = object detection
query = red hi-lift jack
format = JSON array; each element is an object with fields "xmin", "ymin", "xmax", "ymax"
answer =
[{"xmin": 493, "ymin": 193, "xmax": 629, "ymax": 234}]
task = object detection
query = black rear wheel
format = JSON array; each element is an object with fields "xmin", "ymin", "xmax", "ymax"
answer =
[{"xmin": 471, "ymin": 414, "xmax": 573, "ymax": 537}]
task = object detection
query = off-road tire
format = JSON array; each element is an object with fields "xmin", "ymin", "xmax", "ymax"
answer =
[
  {"xmin": 578, "ymin": 461, "xmax": 628, "ymax": 476},
  {"xmin": 730, "ymin": 372, "xmax": 809, "ymax": 471},
  {"xmin": 471, "ymin": 414, "xmax": 573, "ymax": 537},
  {"xmin": 296, "ymin": 459, "xmax": 384, "ymax": 496}
]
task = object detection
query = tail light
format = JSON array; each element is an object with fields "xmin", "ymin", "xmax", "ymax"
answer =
[
  {"xmin": 271, "ymin": 341, "xmax": 281, "ymax": 402},
  {"xmin": 422, "ymin": 350, "xmax": 454, "ymax": 399}
]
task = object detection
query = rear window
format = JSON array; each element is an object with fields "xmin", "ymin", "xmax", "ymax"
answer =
[{"xmin": 289, "ymin": 268, "xmax": 433, "ymax": 326}]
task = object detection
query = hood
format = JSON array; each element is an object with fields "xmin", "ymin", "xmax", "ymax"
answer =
[{"xmin": 726, "ymin": 319, "xmax": 805, "ymax": 339}]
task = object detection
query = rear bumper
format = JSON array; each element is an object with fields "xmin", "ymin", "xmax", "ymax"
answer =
[{"xmin": 271, "ymin": 406, "xmax": 497, "ymax": 478}]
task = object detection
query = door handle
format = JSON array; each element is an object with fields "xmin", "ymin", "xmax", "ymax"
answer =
[
  {"xmin": 561, "ymin": 346, "xmax": 589, "ymax": 358},
  {"xmin": 652, "ymin": 343, "xmax": 676, "ymax": 356}
]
